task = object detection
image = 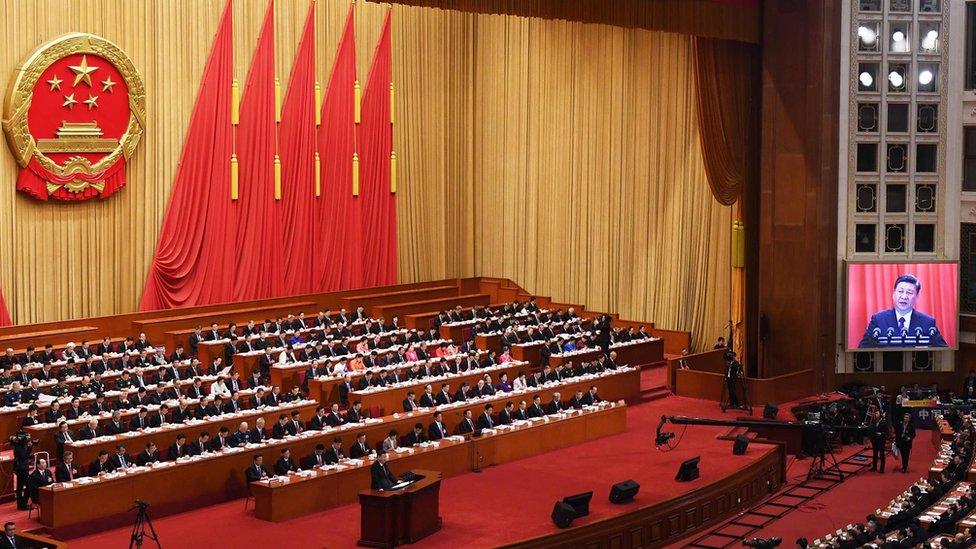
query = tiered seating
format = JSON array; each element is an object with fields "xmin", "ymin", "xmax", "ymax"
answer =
[
  {"xmin": 809, "ymin": 412, "xmax": 976, "ymax": 548},
  {"xmin": 0, "ymin": 280, "xmax": 665, "ymax": 538},
  {"xmin": 38, "ymin": 366, "xmax": 639, "ymax": 531}
]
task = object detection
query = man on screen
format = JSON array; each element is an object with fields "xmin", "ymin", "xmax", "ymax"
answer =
[{"xmin": 858, "ymin": 274, "xmax": 947, "ymax": 348}]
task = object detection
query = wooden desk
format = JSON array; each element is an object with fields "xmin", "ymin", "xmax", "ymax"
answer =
[
  {"xmin": 348, "ymin": 363, "xmax": 527, "ymax": 415},
  {"xmin": 342, "ymin": 285, "xmax": 459, "ymax": 317},
  {"xmin": 303, "ymin": 350, "xmax": 487, "ymax": 406},
  {"xmin": 551, "ymin": 349, "xmax": 603, "ymax": 368},
  {"xmin": 374, "ymin": 294, "xmax": 491, "ymax": 326},
  {"xmin": 512, "ymin": 342, "xmax": 544, "ymax": 365},
  {"xmin": 610, "ymin": 338, "xmax": 665, "ymax": 368},
  {"xmin": 37, "ymin": 369, "xmax": 638, "ymax": 532},
  {"xmin": 476, "ymin": 333, "xmax": 503, "ymax": 355},
  {"xmin": 358, "ymin": 469, "xmax": 443, "ymax": 547},
  {"xmin": 252, "ymin": 404, "xmax": 627, "ymax": 522},
  {"xmin": 64, "ymin": 401, "xmax": 318, "ymax": 465}
]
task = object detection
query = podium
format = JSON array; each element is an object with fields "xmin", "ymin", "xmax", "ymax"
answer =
[{"xmin": 358, "ymin": 469, "xmax": 443, "ymax": 547}]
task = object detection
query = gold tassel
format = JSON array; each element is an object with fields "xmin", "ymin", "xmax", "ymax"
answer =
[
  {"xmin": 274, "ymin": 154, "xmax": 282, "ymax": 200},
  {"xmin": 352, "ymin": 153, "xmax": 360, "ymax": 196},
  {"xmin": 230, "ymin": 154, "xmax": 239, "ymax": 200},
  {"xmin": 354, "ymin": 80, "xmax": 361, "ymax": 124},
  {"xmin": 231, "ymin": 79, "xmax": 240, "ymax": 125},
  {"xmin": 274, "ymin": 77, "xmax": 282, "ymax": 123},
  {"xmin": 314, "ymin": 81, "xmax": 322, "ymax": 126},
  {"xmin": 389, "ymin": 82, "xmax": 395, "ymax": 125},
  {"xmin": 732, "ymin": 221, "xmax": 745, "ymax": 268},
  {"xmin": 390, "ymin": 151, "xmax": 397, "ymax": 194},
  {"xmin": 314, "ymin": 152, "xmax": 321, "ymax": 197}
]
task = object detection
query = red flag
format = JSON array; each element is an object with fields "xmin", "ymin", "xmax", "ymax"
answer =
[
  {"xmin": 234, "ymin": 0, "xmax": 282, "ymax": 301},
  {"xmin": 280, "ymin": 1, "xmax": 318, "ymax": 295},
  {"xmin": 318, "ymin": 5, "xmax": 363, "ymax": 290},
  {"xmin": 359, "ymin": 9, "xmax": 397, "ymax": 287},
  {"xmin": 140, "ymin": 0, "xmax": 236, "ymax": 310},
  {"xmin": 0, "ymin": 289, "xmax": 11, "ymax": 327}
]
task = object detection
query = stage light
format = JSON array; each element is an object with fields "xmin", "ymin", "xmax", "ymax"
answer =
[
  {"xmin": 891, "ymin": 30, "xmax": 905, "ymax": 43},
  {"xmin": 921, "ymin": 30, "xmax": 938, "ymax": 51},
  {"xmin": 888, "ymin": 70, "xmax": 904, "ymax": 89},
  {"xmin": 859, "ymin": 72, "xmax": 874, "ymax": 87},
  {"xmin": 918, "ymin": 70, "xmax": 934, "ymax": 85},
  {"xmin": 857, "ymin": 26, "xmax": 877, "ymax": 46}
]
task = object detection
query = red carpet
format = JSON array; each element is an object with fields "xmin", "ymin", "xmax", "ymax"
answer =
[{"xmin": 59, "ymin": 395, "xmax": 777, "ymax": 548}]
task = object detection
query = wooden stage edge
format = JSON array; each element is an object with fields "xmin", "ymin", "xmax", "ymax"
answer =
[{"xmin": 501, "ymin": 443, "xmax": 786, "ymax": 549}]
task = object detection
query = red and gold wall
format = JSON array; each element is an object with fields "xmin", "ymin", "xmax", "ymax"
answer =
[{"xmin": 0, "ymin": 0, "xmax": 730, "ymax": 350}]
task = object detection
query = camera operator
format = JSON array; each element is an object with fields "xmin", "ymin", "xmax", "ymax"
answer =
[
  {"xmin": 725, "ymin": 351, "xmax": 742, "ymax": 408},
  {"xmin": 9, "ymin": 430, "xmax": 35, "ymax": 510}
]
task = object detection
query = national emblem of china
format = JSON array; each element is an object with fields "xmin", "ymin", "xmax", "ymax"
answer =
[{"xmin": 2, "ymin": 33, "xmax": 145, "ymax": 201}]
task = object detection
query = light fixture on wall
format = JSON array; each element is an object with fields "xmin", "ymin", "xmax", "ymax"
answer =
[
  {"xmin": 921, "ymin": 30, "xmax": 938, "ymax": 52},
  {"xmin": 859, "ymin": 72, "xmax": 874, "ymax": 87},
  {"xmin": 918, "ymin": 70, "xmax": 934, "ymax": 86},
  {"xmin": 888, "ymin": 70, "xmax": 904, "ymax": 89},
  {"xmin": 858, "ymin": 25, "xmax": 877, "ymax": 46}
]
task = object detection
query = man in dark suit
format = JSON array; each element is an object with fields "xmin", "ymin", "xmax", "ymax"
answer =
[
  {"xmin": 108, "ymin": 445, "xmax": 133, "ymax": 471},
  {"xmin": 303, "ymin": 444, "xmax": 328, "ymax": 469},
  {"xmin": 53, "ymin": 422, "xmax": 75, "ymax": 460},
  {"xmin": 858, "ymin": 274, "xmax": 948, "ymax": 348},
  {"xmin": 88, "ymin": 450, "xmax": 111, "ymax": 476},
  {"xmin": 581, "ymin": 386, "xmax": 602, "ymax": 406},
  {"xmin": 325, "ymin": 437, "xmax": 345, "ymax": 464},
  {"xmin": 402, "ymin": 391, "xmax": 419, "ymax": 412},
  {"xmin": 188, "ymin": 432, "xmax": 211, "ymax": 456},
  {"xmin": 456, "ymin": 410, "xmax": 475, "ymax": 435},
  {"xmin": 421, "ymin": 415, "xmax": 445, "ymax": 445},
  {"xmin": 546, "ymin": 392, "xmax": 564, "ymax": 414},
  {"xmin": 137, "ymin": 442, "xmax": 161, "ymax": 466},
  {"xmin": 498, "ymin": 402, "xmax": 514, "ymax": 425},
  {"xmin": 527, "ymin": 395, "xmax": 546, "ymax": 418},
  {"xmin": 55, "ymin": 451, "xmax": 81, "ymax": 482},
  {"xmin": 349, "ymin": 433, "xmax": 372, "ymax": 459},
  {"xmin": 370, "ymin": 451, "xmax": 397, "ymax": 490},
  {"xmin": 29, "ymin": 458, "xmax": 54, "ymax": 505},
  {"xmin": 245, "ymin": 454, "xmax": 268, "ymax": 483},
  {"xmin": 477, "ymin": 404, "xmax": 496, "ymax": 430},
  {"xmin": 345, "ymin": 401, "xmax": 365, "ymax": 424},
  {"xmin": 324, "ymin": 404, "xmax": 345, "ymax": 428},
  {"xmin": 404, "ymin": 423, "xmax": 427, "ymax": 446},
  {"xmin": 274, "ymin": 448, "xmax": 298, "ymax": 475},
  {"xmin": 895, "ymin": 412, "xmax": 916, "ymax": 473},
  {"xmin": 568, "ymin": 390, "xmax": 586, "ymax": 410},
  {"xmin": 168, "ymin": 434, "xmax": 189, "ymax": 460}
]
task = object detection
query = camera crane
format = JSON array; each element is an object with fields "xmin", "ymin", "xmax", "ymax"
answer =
[{"xmin": 656, "ymin": 415, "xmax": 869, "ymax": 482}]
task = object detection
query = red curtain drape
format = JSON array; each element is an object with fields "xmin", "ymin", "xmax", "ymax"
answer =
[
  {"xmin": 234, "ymin": 0, "xmax": 282, "ymax": 301},
  {"xmin": 317, "ymin": 5, "xmax": 362, "ymax": 291},
  {"xmin": 140, "ymin": 0, "xmax": 236, "ymax": 310},
  {"xmin": 358, "ymin": 10, "xmax": 397, "ymax": 287},
  {"xmin": 0, "ymin": 289, "xmax": 11, "ymax": 327},
  {"xmin": 280, "ymin": 2, "xmax": 318, "ymax": 295},
  {"xmin": 692, "ymin": 37, "xmax": 757, "ymax": 206}
]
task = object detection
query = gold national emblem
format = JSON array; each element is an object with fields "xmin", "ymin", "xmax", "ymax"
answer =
[{"xmin": 2, "ymin": 33, "xmax": 145, "ymax": 201}]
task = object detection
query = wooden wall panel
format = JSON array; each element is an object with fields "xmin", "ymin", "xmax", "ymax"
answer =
[{"xmin": 757, "ymin": 0, "xmax": 840, "ymax": 382}]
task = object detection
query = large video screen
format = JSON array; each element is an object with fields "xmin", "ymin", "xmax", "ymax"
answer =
[{"xmin": 846, "ymin": 262, "xmax": 957, "ymax": 350}]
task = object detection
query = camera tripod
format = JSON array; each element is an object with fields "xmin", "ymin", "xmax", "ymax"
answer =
[
  {"xmin": 720, "ymin": 375, "xmax": 752, "ymax": 414},
  {"xmin": 129, "ymin": 501, "xmax": 160, "ymax": 549}
]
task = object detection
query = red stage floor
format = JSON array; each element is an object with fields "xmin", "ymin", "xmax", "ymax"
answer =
[
  {"xmin": 57, "ymin": 393, "xmax": 775, "ymax": 548},
  {"xmin": 17, "ymin": 384, "xmax": 923, "ymax": 549}
]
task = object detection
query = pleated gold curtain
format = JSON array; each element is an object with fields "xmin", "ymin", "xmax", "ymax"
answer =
[{"xmin": 393, "ymin": 12, "xmax": 731, "ymax": 350}]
